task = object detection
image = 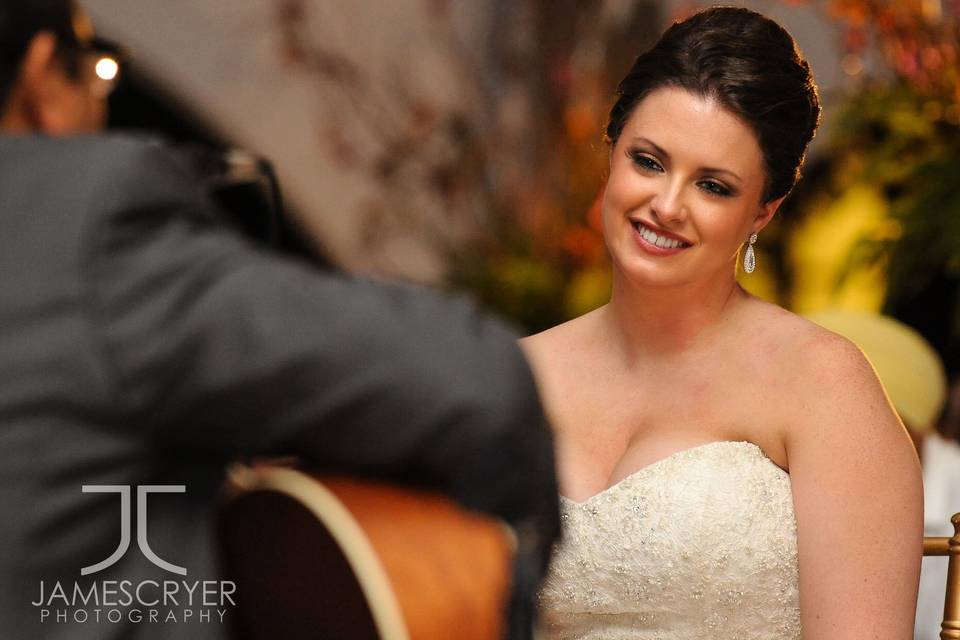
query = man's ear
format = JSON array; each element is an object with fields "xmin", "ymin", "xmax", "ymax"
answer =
[
  {"xmin": 2, "ymin": 32, "xmax": 65, "ymax": 133},
  {"xmin": 753, "ymin": 195, "xmax": 785, "ymax": 235}
]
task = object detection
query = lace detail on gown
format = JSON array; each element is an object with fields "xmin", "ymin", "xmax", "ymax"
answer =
[{"xmin": 537, "ymin": 441, "xmax": 800, "ymax": 640}]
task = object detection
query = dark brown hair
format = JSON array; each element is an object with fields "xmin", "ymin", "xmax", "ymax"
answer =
[{"xmin": 606, "ymin": 6, "xmax": 821, "ymax": 202}]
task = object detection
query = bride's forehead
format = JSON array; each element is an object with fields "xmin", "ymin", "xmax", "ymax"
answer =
[{"xmin": 623, "ymin": 88, "xmax": 762, "ymax": 161}]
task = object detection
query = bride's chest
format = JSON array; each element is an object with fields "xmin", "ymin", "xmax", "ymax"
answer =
[
  {"xmin": 544, "ymin": 354, "xmax": 773, "ymax": 441},
  {"xmin": 550, "ymin": 390, "xmax": 761, "ymax": 494}
]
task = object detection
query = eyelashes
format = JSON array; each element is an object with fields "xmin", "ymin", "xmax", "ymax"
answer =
[
  {"xmin": 627, "ymin": 149, "xmax": 664, "ymax": 173},
  {"xmin": 699, "ymin": 180, "xmax": 733, "ymax": 197},
  {"xmin": 626, "ymin": 148, "xmax": 735, "ymax": 198}
]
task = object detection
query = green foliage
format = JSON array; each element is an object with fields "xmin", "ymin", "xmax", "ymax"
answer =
[{"xmin": 826, "ymin": 83, "xmax": 960, "ymax": 300}]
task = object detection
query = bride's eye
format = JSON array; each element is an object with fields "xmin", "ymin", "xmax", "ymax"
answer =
[
  {"xmin": 627, "ymin": 149, "xmax": 664, "ymax": 173},
  {"xmin": 698, "ymin": 179, "xmax": 733, "ymax": 197}
]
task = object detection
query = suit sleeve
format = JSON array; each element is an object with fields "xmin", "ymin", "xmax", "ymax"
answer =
[{"xmin": 80, "ymin": 139, "xmax": 559, "ymax": 532}]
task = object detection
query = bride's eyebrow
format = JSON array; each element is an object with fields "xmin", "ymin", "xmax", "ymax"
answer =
[
  {"xmin": 629, "ymin": 135, "xmax": 743, "ymax": 184},
  {"xmin": 629, "ymin": 136, "xmax": 669, "ymax": 159}
]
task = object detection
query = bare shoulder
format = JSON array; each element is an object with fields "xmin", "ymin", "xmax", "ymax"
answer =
[
  {"xmin": 518, "ymin": 308, "xmax": 608, "ymax": 431},
  {"xmin": 772, "ymin": 310, "xmax": 887, "ymax": 419},
  {"xmin": 788, "ymin": 316, "xmax": 871, "ymax": 383},
  {"xmin": 736, "ymin": 299, "xmax": 908, "ymax": 444},
  {"xmin": 748, "ymin": 304, "xmax": 919, "ymax": 483},
  {"xmin": 519, "ymin": 307, "xmax": 604, "ymax": 372},
  {"xmin": 744, "ymin": 300, "xmax": 876, "ymax": 395}
]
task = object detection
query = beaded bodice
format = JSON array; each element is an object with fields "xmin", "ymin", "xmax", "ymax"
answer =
[{"xmin": 538, "ymin": 441, "xmax": 800, "ymax": 640}]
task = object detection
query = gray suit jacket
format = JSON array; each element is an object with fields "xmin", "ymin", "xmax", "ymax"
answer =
[{"xmin": 0, "ymin": 134, "xmax": 558, "ymax": 639}]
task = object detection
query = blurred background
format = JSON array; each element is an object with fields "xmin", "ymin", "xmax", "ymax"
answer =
[{"xmin": 81, "ymin": 0, "xmax": 960, "ymax": 388}]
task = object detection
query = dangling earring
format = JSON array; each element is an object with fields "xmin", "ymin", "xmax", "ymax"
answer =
[{"xmin": 743, "ymin": 233, "xmax": 758, "ymax": 274}]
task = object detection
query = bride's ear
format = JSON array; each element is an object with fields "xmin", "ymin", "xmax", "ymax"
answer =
[{"xmin": 753, "ymin": 195, "xmax": 785, "ymax": 234}]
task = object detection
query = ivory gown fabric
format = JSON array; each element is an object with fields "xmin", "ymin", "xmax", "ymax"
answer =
[{"xmin": 538, "ymin": 441, "xmax": 801, "ymax": 639}]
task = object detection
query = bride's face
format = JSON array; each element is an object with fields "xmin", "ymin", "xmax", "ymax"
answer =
[{"xmin": 601, "ymin": 86, "xmax": 782, "ymax": 289}]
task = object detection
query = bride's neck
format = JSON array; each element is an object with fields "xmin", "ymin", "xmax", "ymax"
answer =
[{"xmin": 602, "ymin": 271, "xmax": 747, "ymax": 365}]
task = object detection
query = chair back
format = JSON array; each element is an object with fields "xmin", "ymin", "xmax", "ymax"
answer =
[{"xmin": 923, "ymin": 513, "xmax": 960, "ymax": 640}]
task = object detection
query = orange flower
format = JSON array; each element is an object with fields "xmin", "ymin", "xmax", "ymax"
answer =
[{"xmin": 562, "ymin": 225, "xmax": 605, "ymax": 263}]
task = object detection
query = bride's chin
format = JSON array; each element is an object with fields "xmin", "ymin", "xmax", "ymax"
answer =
[{"xmin": 611, "ymin": 258, "xmax": 690, "ymax": 289}]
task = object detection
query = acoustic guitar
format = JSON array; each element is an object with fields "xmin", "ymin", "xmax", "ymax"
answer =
[{"xmin": 219, "ymin": 465, "xmax": 517, "ymax": 640}]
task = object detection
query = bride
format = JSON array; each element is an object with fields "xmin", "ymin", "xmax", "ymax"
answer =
[{"xmin": 524, "ymin": 6, "xmax": 922, "ymax": 639}]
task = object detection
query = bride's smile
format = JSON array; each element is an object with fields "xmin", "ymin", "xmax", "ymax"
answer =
[{"xmin": 630, "ymin": 219, "xmax": 692, "ymax": 253}]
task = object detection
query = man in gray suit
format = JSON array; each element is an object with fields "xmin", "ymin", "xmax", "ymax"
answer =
[{"xmin": 0, "ymin": 2, "xmax": 559, "ymax": 638}]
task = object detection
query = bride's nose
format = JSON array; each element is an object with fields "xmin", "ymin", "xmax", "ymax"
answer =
[{"xmin": 650, "ymin": 180, "xmax": 687, "ymax": 226}]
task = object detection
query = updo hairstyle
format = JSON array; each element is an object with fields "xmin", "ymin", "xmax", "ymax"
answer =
[{"xmin": 606, "ymin": 7, "xmax": 821, "ymax": 203}]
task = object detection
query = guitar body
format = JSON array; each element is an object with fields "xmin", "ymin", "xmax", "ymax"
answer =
[{"xmin": 219, "ymin": 466, "xmax": 515, "ymax": 640}]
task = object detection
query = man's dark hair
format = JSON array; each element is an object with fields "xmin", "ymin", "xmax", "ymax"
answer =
[
  {"xmin": 0, "ymin": 0, "xmax": 82, "ymax": 111},
  {"xmin": 606, "ymin": 7, "xmax": 822, "ymax": 203}
]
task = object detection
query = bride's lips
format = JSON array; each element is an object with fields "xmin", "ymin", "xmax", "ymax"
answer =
[{"xmin": 629, "ymin": 220, "xmax": 693, "ymax": 255}]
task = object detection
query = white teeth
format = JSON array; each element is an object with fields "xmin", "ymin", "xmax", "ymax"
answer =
[{"xmin": 636, "ymin": 223, "xmax": 685, "ymax": 249}]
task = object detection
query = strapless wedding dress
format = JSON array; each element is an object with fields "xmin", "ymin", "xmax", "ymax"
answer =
[{"xmin": 537, "ymin": 441, "xmax": 800, "ymax": 639}]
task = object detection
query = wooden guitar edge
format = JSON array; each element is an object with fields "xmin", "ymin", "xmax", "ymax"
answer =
[{"xmin": 228, "ymin": 465, "xmax": 411, "ymax": 640}]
